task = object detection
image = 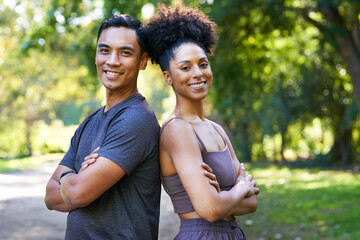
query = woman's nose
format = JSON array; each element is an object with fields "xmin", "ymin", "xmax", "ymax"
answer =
[{"xmin": 192, "ymin": 65, "xmax": 203, "ymax": 78}]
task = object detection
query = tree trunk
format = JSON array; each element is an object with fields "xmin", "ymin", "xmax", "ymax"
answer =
[
  {"xmin": 320, "ymin": 6, "xmax": 360, "ymax": 108},
  {"xmin": 240, "ymin": 122, "xmax": 252, "ymax": 162},
  {"xmin": 280, "ymin": 129, "xmax": 287, "ymax": 164},
  {"xmin": 303, "ymin": 6, "xmax": 360, "ymax": 108},
  {"xmin": 25, "ymin": 119, "xmax": 33, "ymax": 157},
  {"xmin": 327, "ymin": 99, "xmax": 354, "ymax": 165},
  {"xmin": 329, "ymin": 126, "xmax": 353, "ymax": 165},
  {"xmin": 335, "ymin": 35, "xmax": 360, "ymax": 108}
]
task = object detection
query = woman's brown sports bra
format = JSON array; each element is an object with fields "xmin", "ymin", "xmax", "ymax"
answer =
[{"xmin": 161, "ymin": 117, "xmax": 236, "ymax": 213}]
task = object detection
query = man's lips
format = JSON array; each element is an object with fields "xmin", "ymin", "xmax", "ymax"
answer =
[
  {"xmin": 104, "ymin": 70, "xmax": 125, "ymax": 75},
  {"xmin": 103, "ymin": 70, "xmax": 125, "ymax": 79}
]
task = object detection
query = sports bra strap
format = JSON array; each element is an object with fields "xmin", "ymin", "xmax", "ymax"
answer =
[
  {"xmin": 193, "ymin": 131, "xmax": 208, "ymax": 153},
  {"xmin": 160, "ymin": 117, "xmax": 180, "ymax": 134},
  {"xmin": 209, "ymin": 122, "xmax": 227, "ymax": 147},
  {"xmin": 160, "ymin": 116, "xmax": 208, "ymax": 152}
]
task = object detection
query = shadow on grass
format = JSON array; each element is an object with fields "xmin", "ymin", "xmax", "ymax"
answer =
[
  {"xmin": 247, "ymin": 155, "xmax": 360, "ymax": 173},
  {"xmin": 241, "ymin": 163, "xmax": 360, "ymax": 240}
]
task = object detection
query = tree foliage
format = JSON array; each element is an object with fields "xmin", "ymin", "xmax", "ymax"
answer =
[
  {"xmin": 0, "ymin": 0, "xmax": 169, "ymax": 157},
  {"xmin": 206, "ymin": 0, "xmax": 359, "ymax": 164},
  {"xmin": 0, "ymin": 0, "xmax": 358, "ymax": 165}
]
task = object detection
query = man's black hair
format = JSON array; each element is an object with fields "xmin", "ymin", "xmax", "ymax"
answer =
[{"xmin": 97, "ymin": 14, "xmax": 145, "ymax": 53}]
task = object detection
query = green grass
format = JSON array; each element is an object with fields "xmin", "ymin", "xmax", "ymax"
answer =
[
  {"xmin": 238, "ymin": 164, "xmax": 360, "ymax": 240},
  {"xmin": 0, "ymin": 153, "xmax": 64, "ymax": 172},
  {"xmin": 2, "ymin": 156, "xmax": 359, "ymax": 239}
]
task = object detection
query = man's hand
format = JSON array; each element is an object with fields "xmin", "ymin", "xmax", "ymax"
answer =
[
  {"xmin": 79, "ymin": 147, "xmax": 100, "ymax": 172},
  {"xmin": 201, "ymin": 163, "xmax": 220, "ymax": 193}
]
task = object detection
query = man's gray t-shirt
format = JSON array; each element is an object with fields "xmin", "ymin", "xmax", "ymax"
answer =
[{"xmin": 60, "ymin": 93, "xmax": 161, "ymax": 239}]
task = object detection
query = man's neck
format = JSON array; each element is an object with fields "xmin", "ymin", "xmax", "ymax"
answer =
[{"xmin": 104, "ymin": 88, "xmax": 138, "ymax": 112}]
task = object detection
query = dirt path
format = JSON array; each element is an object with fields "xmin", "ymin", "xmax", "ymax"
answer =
[{"xmin": 0, "ymin": 160, "xmax": 179, "ymax": 240}]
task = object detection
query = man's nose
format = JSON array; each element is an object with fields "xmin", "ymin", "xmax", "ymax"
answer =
[{"xmin": 106, "ymin": 52, "xmax": 120, "ymax": 65}]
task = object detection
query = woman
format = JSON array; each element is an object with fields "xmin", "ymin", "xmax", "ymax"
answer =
[{"xmin": 144, "ymin": 4, "xmax": 259, "ymax": 240}]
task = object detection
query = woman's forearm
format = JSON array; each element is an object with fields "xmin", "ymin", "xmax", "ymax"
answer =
[
  {"xmin": 195, "ymin": 181, "xmax": 253, "ymax": 222},
  {"xmin": 231, "ymin": 194, "xmax": 258, "ymax": 216}
]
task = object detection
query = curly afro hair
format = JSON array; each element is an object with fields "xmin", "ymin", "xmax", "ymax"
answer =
[{"xmin": 143, "ymin": 4, "xmax": 217, "ymax": 71}]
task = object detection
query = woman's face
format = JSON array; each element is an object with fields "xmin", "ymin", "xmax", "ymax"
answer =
[{"xmin": 164, "ymin": 42, "xmax": 213, "ymax": 101}]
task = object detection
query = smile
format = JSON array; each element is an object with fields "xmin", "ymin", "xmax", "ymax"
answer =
[
  {"xmin": 104, "ymin": 70, "xmax": 125, "ymax": 76},
  {"xmin": 106, "ymin": 71, "xmax": 119, "ymax": 76},
  {"xmin": 189, "ymin": 82, "xmax": 206, "ymax": 89}
]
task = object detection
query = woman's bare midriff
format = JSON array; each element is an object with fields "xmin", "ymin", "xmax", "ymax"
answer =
[{"xmin": 178, "ymin": 211, "xmax": 235, "ymax": 221}]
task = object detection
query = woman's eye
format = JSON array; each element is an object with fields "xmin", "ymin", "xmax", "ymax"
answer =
[
  {"xmin": 181, "ymin": 66, "xmax": 190, "ymax": 71},
  {"xmin": 200, "ymin": 62, "xmax": 209, "ymax": 68}
]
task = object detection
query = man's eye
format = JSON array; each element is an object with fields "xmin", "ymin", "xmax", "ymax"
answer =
[{"xmin": 99, "ymin": 48, "xmax": 109, "ymax": 53}]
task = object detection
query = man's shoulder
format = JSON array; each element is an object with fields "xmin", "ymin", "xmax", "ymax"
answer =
[
  {"xmin": 114, "ymin": 97, "xmax": 158, "ymax": 125},
  {"xmin": 81, "ymin": 107, "xmax": 103, "ymax": 123},
  {"xmin": 119, "ymin": 107, "xmax": 159, "ymax": 136},
  {"xmin": 73, "ymin": 107, "xmax": 103, "ymax": 133},
  {"xmin": 128, "ymin": 101, "xmax": 156, "ymax": 119}
]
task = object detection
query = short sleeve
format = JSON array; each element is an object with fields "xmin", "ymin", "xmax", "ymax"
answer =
[
  {"xmin": 59, "ymin": 111, "xmax": 97, "ymax": 171},
  {"xmin": 60, "ymin": 130, "xmax": 78, "ymax": 170},
  {"xmin": 97, "ymin": 106, "xmax": 159, "ymax": 174}
]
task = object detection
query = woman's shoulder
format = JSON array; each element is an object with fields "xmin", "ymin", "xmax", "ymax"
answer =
[{"xmin": 161, "ymin": 117, "xmax": 194, "ymax": 136}]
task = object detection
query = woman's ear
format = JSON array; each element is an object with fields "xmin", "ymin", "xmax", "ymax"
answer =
[{"xmin": 163, "ymin": 71, "xmax": 172, "ymax": 85}]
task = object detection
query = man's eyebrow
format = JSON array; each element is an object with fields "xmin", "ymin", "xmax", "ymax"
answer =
[
  {"xmin": 97, "ymin": 43, "xmax": 110, "ymax": 48},
  {"xmin": 119, "ymin": 46, "xmax": 136, "ymax": 52},
  {"xmin": 97, "ymin": 44, "xmax": 136, "ymax": 53}
]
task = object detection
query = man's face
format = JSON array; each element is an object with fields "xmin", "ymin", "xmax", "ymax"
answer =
[{"xmin": 96, "ymin": 27, "xmax": 147, "ymax": 94}]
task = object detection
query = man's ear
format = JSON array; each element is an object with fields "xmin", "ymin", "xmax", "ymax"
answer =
[
  {"xmin": 140, "ymin": 52, "xmax": 148, "ymax": 70},
  {"xmin": 163, "ymin": 71, "xmax": 172, "ymax": 85}
]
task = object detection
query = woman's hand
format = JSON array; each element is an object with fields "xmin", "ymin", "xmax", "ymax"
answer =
[
  {"xmin": 79, "ymin": 147, "xmax": 100, "ymax": 172},
  {"xmin": 201, "ymin": 163, "xmax": 220, "ymax": 193},
  {"xmin": 237, "ymin": 175, "xmax": 259, "ymax": 197},
  {"xmin": 236, "ymin": 163, "xmax": 259, "ymax": 197}
]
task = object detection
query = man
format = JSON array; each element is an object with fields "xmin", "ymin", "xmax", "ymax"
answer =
[{"xmin": 45, "ymin": 15, "xmax": 160, "ymax": 239}]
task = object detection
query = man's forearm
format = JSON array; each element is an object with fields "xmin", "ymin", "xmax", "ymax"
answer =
[
  {"xmin": 57, "ymin": 156, "xmax": 127, "ymax": 208},
  {"xmin": 45, "ymin": 178, "xmax": 77, "ymax": 212},
  {"xmin": 59, "ymin": 172, "xmax": 90, "ymax": 208}
]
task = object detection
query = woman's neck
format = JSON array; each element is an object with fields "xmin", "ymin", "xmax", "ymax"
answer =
[{"xmin": 174, "ymin": 97, "xmax": 205, "ymax": 121}]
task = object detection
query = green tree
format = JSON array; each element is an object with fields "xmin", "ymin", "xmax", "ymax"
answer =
[
  {"xmin": 0, "ymin": 0, "xmax": 171, "ymax": 157},
  {"xmin": 206, "ymin": 0, "xmax": 359, "ymax": 164},
  {"xmin": 0, "ymin": 1, "xmax": 102, "ymax": 156}
]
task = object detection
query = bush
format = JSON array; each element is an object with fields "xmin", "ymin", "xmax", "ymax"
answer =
[{"xmin": 32, "ymin": 120, "xmax": 77, "ymax": 155}]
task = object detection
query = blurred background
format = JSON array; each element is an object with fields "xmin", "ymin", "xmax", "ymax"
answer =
[{"xmin": 0, "ymin": 0, "xmax": 359, "ymax": 239}]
